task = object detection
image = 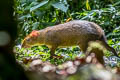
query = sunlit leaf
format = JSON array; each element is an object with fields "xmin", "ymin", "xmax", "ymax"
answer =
[
  {"xmin": 113, "ymin": 1, "xmax": 120, "ymax": 6},
  {"xmin": 52, "ymin": 2, "xmax": 69, "ymax": 12},
  {"xmin": 86, "ymin": 0, "xmax": 91, "ymax": 10},
  {"xmin": 30, "ymin": 0, "xmax": 49, "ymax": 12},
  {"xmin": 32, "ymin": 22, "xmax": 39, "ymax": 30},
  {"xmin": 18, "ymin": 14, "xmax": 31, "ymax": 21}
]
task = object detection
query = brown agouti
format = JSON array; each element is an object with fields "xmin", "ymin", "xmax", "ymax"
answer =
[{"xmin": 21, "ymin": 20, "xmax": 119, "ymax": 58}]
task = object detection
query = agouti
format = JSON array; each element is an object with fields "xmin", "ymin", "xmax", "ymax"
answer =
[{"xmin": 21, "ymin": 20, "xmax": 119, "ymax": 58}]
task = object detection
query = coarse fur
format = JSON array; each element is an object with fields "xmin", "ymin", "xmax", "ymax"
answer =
[{"xmin": 22, "ymin": 20, "xmax": 119, "ymax": 58}]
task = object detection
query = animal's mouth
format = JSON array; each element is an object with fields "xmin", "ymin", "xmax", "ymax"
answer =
[
  {"xmin": 21, "ymin": 43, "xmax": 31, "ymax": 48},
  {"xmin": 23, "ymin": 45, "xmax": 31, "ymax": 48}
]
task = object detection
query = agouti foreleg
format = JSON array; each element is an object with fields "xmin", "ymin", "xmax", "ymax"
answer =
[
  {"xmin": 50, "ymin": 46, "xmax": 57, "ymax": 59},
  {"xmin": 50, "ymin": 45, "xmax": 64, "ymax": 59}
]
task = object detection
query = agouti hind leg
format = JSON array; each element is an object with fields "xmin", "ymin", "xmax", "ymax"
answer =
[
  {"xmin": 78, "ymin": 44, "xmax": 91, "ymax": 58},
  {"xmin": 79, "ymin": 43, "xmax": 105, "ymax": 64},
  {"xmin": 79, "ymin": 44, "xmax": 88, "ymax": 54}
]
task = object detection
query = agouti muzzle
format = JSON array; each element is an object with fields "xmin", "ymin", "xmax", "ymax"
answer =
[{"xmin": 22, "ymin": 20, "xmax": 119, "ymax": 58}]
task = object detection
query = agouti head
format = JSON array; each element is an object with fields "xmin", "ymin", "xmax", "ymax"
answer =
[{"xmin": 21, "ymin": 30, "xmax": 40, "ymax": 48}]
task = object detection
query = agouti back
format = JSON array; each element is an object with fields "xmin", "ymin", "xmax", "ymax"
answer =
[{"xmin": 22, "ymin": 20, "xmax": 119, "ymax": 58}]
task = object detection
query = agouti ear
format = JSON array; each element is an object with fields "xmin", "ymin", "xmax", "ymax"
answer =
[{"xmin": 30, "ymin": 30, "xmax": 39, "ymax": 37}]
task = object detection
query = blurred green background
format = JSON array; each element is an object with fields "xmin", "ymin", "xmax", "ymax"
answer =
[{"xmin": 14, "ymin": 0, "xmax": 120, "ymax": 65}]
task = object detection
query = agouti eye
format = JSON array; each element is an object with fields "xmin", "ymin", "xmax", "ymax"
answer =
[{"xmin": 26, "ymin": 38, "xmax": 31, "ymax": 42}]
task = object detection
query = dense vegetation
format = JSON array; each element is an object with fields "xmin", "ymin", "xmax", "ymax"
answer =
[{"xmin": 14, "ymin": 0, "xmax": 120, "ymax": 66}]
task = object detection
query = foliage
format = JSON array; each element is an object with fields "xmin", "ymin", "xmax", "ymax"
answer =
[
  {"xmin": 14, "ymin": 0, "xmax": 120, "ymax": 66},
  {"xmin": 15, "ymin": 45, "xmax": 81, "ymax": 65}
]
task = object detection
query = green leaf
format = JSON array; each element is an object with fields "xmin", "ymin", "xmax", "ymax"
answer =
[
  {"xmin": 30, "ymin": 0, "xmax": 49, "ymax": 12},
  {"xmin": 32, "ymin": 22, "xmax": 39, "ymax": 30},
  {"xmin": 113, "ymin": 1, "xmax": 120, "ymax": 6},
  {"xmin": 18, "ymin": 14, "xmax": 31, "ymax": 21},
  {"xmin": 52, "ymin": 2, "xmax": 69, "ymax": 12}
]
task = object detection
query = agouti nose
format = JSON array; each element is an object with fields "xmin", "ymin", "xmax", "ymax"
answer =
[
  {"xmin": 21, "ymin": 43, "xmax": 24, "ymax": 48},
  {"xmin": 21, "ymin": 42, "xmax": 26, "ymax": 48}
]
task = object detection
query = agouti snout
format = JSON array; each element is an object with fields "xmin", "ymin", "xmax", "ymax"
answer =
[{"xmin": 22, "ymin": 20, "xmax": 119, "ymax": 58}]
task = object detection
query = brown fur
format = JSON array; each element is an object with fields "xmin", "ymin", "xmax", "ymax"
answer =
[{"xmin": 22, "ymin": 20, "xmax": 119, "ymax": 58}]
